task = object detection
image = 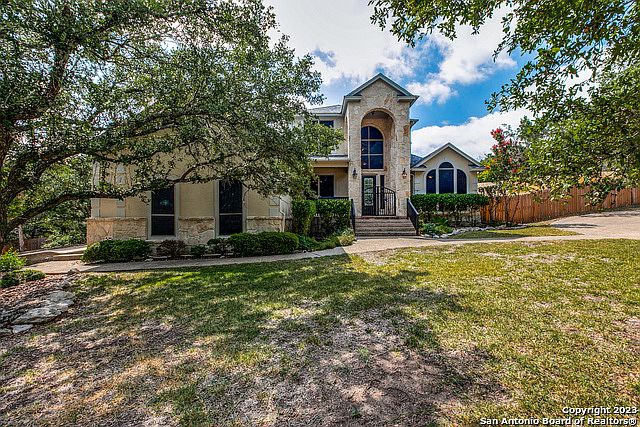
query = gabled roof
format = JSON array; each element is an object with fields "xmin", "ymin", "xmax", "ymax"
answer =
[
  {"xmin": 411, "ymin": 143, "xmax": 484, "ymax": 169},
  {"xmin": 410, "ymin": 154, "xmax": 423, "ymax": 167},
  {"xmin": 307, "ymin": 73, "xmax": 418, "ymax": 117},
  {"xmin": 347, "ymin": 73, "xmax": 416, "ymax": 98}
]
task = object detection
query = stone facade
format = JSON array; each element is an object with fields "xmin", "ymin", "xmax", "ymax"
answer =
[
  {"xmin": 86, "ymin": 217, "xmax": 147, "ymax": 245},
  {"xmin": 246, "ymin": 216, "xmax": 285, "ymax": 233},
  {"xmin": 176, "ymin": 217, "xmax": 215, "ymax": 245}
]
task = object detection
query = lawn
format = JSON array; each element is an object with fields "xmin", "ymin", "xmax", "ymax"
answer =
[
  {"xmin": 452, "ymin": 224, "xmax": 579, "ymax": 239},
  {"xmin": 1, "ymin": 240, "xmax": 639, "ymax": 426}
]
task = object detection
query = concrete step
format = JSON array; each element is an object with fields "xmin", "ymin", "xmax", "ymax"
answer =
[
  {"xmin": 22, "ymin": 245, "xmax": 86, "ymax": 265},
  {"xmin": 357, "ymin": 230, "xmax": 417, "ymax": 236},
  {"xmin": 354, "ymin": 216, "xmax": 417, "ymax": 236}
]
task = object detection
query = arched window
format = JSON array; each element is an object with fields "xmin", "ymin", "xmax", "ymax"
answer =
[
  {"xmin": 457, "ymin": 170, "xmax": 467, "ymax": 194},
  {"xmin": 438, "ymin": 162, "xmax": 454, "ymax": 193},
  {"xmin": 426, "ymin": 169, "xmax": 436, "ymax": 193},
  {"xmin": 361, "ymin": 126, "xmax": 384, "ymax": 169}
]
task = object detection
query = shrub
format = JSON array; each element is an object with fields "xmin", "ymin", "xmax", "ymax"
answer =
[
  {"xmin": 335, "ymin": 229, "xmax": 355, "ymax": 246},
  {"xmin": 255, "ymin": 232, "xmax": 299, "ymax": 255},
  {"xmin": 421, "ymin": 222, "xmax": 453, "ymax": 236},
  {"xmin": 0, "ymin": 249, "xmax": 25, "ymax": 272},
  {"xmin": 81, "ymin": 239, "xmax": 151, "ymax": 263},
  {"xmin": 207, "ymin": 238, "xmax": 229, "ymax": 254},
  {"xmin": 228, "ymin": 232, "xmax": 299, "ymax": 257},
  {"xmin": 291, "ymin": 199, "xmax": 316, "ymax": 236},
  {"xmin": 315, "ymin": 199, "xmax": 351, "ymax": 236},
  {"xmin": 411, "ymin": 194, "xmax": 489, "ymax": 225},
  {"xmin": 156, "ymin": 240, "xmax": 187, "ymax": 258},
  {"xmin": 227, "ymin": 233, "xmax": 261, "ymax": 257},
  {"xmin": 297, "ymin": 235, "xmax": 318, "ymax": 251},
  {"xmin": 190, "ymin": 245, "xmax": 206, "ymax": 258},
  {"xmin": 0, "ymin": 269, "xmax": 46, "ymax": 288}
]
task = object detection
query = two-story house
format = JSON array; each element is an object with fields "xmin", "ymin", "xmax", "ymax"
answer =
[{"xmin": 87, "ymin": 74, "xmax": 483, "ymax": 245}]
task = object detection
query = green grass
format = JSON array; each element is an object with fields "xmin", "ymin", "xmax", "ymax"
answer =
[
  {"xmin": 452, "ymin": 224, "xmax": 579, "ymax": 239},
  {"xmin": 1, "ymin": 240, "xmax": 638, "ymax": 425}
]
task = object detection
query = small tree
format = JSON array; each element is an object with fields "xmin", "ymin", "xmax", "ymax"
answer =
[{"xmin": 479, "ymin": 128, "xmax": 527, "ymax": 224}]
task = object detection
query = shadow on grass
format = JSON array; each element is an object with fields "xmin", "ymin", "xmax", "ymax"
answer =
[{"xmin": 0, "ymin": 254, "xmax": 505, "ymax": 426}]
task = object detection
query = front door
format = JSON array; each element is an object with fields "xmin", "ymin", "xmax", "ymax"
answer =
[{"xmin": 362, "ymin": 175, "xmax": 376, "ymax": 216}]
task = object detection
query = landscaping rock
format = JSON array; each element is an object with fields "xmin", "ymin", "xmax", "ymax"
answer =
[
  {"xmin": 0, "ymin": 327, "xmax": 12, "ymax": 336},
  {"xmin": 12, "ymin": 306, "xmax": 63, "ymax": 325},
  {"xmin": 12, "ymin": 324, "xmax": 33, "ymax": 334},
  {"xmin": 45, "ymin": 290, "xmax": 75, "ymax": 304}
]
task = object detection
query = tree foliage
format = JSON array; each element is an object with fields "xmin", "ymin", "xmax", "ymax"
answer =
[
  {"xmin": 523, "ymin": 66, "xmax": 640, "ymax": 201},
  {"xmin": 369, "ymin": 0, "xmax": 639, "ymax": 116},
  {"xmin": 0, "ymin": 0, "xmax": 342, "ymax": 244}
]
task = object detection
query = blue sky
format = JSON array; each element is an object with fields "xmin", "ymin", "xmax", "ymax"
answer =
[{"xmin": 265, "ymin": 0, "xmax": 529, "ymax": 159}]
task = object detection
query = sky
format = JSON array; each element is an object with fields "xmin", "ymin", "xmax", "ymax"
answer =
[{"xmin": 264, "ymin": 0, "xmax": 530, "ymax": 160}]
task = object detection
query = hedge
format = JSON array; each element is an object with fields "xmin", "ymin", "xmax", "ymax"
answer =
[
  {"xmin": 81, "ymin": 239, "xmax": 152, "ymax": 263},
  {"xmin": 411, "ymin": 194, "xmax": 489, "ymax": 213},
  {"xmin": 228, "ymin": 232, "xmax": 299, "ymax": 257}
]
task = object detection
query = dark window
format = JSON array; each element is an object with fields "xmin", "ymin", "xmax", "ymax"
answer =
[
  {"xmin": 426, "ymin": 169, "xmax": 436, "ymax": 194},
  {"xmin": 319, "ymin": 175, "xmax": 334, "ymax": 197},
  {"xmin": 439, "ymin": 169, "xmax": 454, "ymax": 193},
  {"xmin": 457, "ymin": 169, "xmax": 467, "ymax": 194},
  {"xmin": 361, "ymin": 126, "xmax": 384, "ymax": 169},
  {"xmin": 151, "ymin": 186, "xmax": 175, "ymax": 236},
  {"xmin": 219, "ymin": 180, "xmax": 243, "ymax": 235},
  {"xmin": 319, "ymin": 120, "xmax": 334, "ymax": 128},
  {"xmin": 440, "ymin": 162, "xmax": 454, "ymax": 168}
]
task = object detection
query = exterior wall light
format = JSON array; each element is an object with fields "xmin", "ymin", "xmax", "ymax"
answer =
[
  {"xmin": 352, "ymin": 168, "xmax": 357, "ymax": 178},
  {"xmin": 402, "ymin": 168, "xmax": 407, "ymax": 179}
]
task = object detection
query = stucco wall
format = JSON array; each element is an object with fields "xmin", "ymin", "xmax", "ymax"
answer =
[{"xmin": 312, "ymin": 167, "xmax": 349, "ymax": 197}]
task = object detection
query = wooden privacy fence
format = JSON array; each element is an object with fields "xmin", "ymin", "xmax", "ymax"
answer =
[{"xmin": 481, "ymin": 187, "xmax": 640, "ymax": 224}]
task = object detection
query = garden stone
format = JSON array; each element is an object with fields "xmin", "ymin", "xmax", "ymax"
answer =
[
  {"xmin": 12, "ymin": 306, "xmax": 63, "ymax": 325},
  {"xmin": 12, "ymin": 324, "xmax": 33, "ymax": 334},
  {"xmin": 45, "ymin": 291, "xmax": 75, "ymax": 304},
  {"xmin": 0, "ymin": 328, "xmax": 13, "ymax": 336}
]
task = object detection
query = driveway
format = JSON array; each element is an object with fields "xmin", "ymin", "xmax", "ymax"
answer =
[
  {"xmin": 29, "ymin": 207, "xmax": 640, "ymax": 274},
  {"xmin": 551, "ymin": 207, "xmax": 640, "ymax": 239}
]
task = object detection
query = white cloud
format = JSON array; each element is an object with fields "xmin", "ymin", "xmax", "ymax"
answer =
[
  {"xmin": 411, "ymin": 109, "xmax": 529, "ymax": 159},
  {"xmin": 407, "ymin": 80, "xmax": 455, "ymax": 104},
  {"xmin": 409, "ymin": 9, "xmax": 516, "ymax": 105},
  {"xmin": 264, "ymin": 0, "xmax": 418, "ymax": 86}
]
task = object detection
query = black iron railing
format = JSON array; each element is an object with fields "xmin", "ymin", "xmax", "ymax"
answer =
[
  {"xmin": 362, "ymin": 186, "xmax": 396, "ymax": 216},
  {"xmin": 350, "ymin": 199, "xmax": 356, "ymax": 232},
  {"xmin": 407, "ymin": 198, "xmax": 419, "ymax": 235}
]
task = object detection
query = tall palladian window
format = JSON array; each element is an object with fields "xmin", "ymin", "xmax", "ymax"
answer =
[
  {"xmin": 425, "ymin": 162, "xmax": 468, "ymax": 194},
  {"xmin": 361, "ymin": 126, "xmax": 384, "ymax": 169},
  {"xmin": 438, "ymin": 162, "xmax": 454, "ymax": 193}
]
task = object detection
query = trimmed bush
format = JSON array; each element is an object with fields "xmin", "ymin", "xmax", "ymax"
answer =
[
  {"xmin": 0, "ymin": 249, "xmax": 25, "ymax": 272},
  {"xmin": 207, "ymin": 238, "xmax": 229, "ymax": 255},
  {"xmin": 315, "ymin": 199, "xmax": 351, "ymax": 236},
  {"xmin": 411, "ymin": 193, "xmax": 489, "ymax": 226},
  {"xmin": 190, "ymin": 245, "xmax": 206, "ymax": 258},
  {"xmin": 411, "ymin": 193, "xmax": 489, "ymax": 213},
  {"xmin": 292, "ymin": 199, "xmax": 316, "ymax": 236},
  {"xmin": 156, "ymin": 240, "xmax": 187, "ymax": 258},
  {"xmin": 81, "ymin": 239, "xmax": 151, "ymax": 263},
  {"xmin": 0, "ymin": 269, "xmax": 46, "ymax": 288},
  {"xmin": 228, "ymin": 232, "xmax": 299, "ymax": 257}
]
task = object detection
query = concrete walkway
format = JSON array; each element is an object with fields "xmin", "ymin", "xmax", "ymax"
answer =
[{"xmin": 29, "ymin": 207, "xmax": 640, "ymax": 274}]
